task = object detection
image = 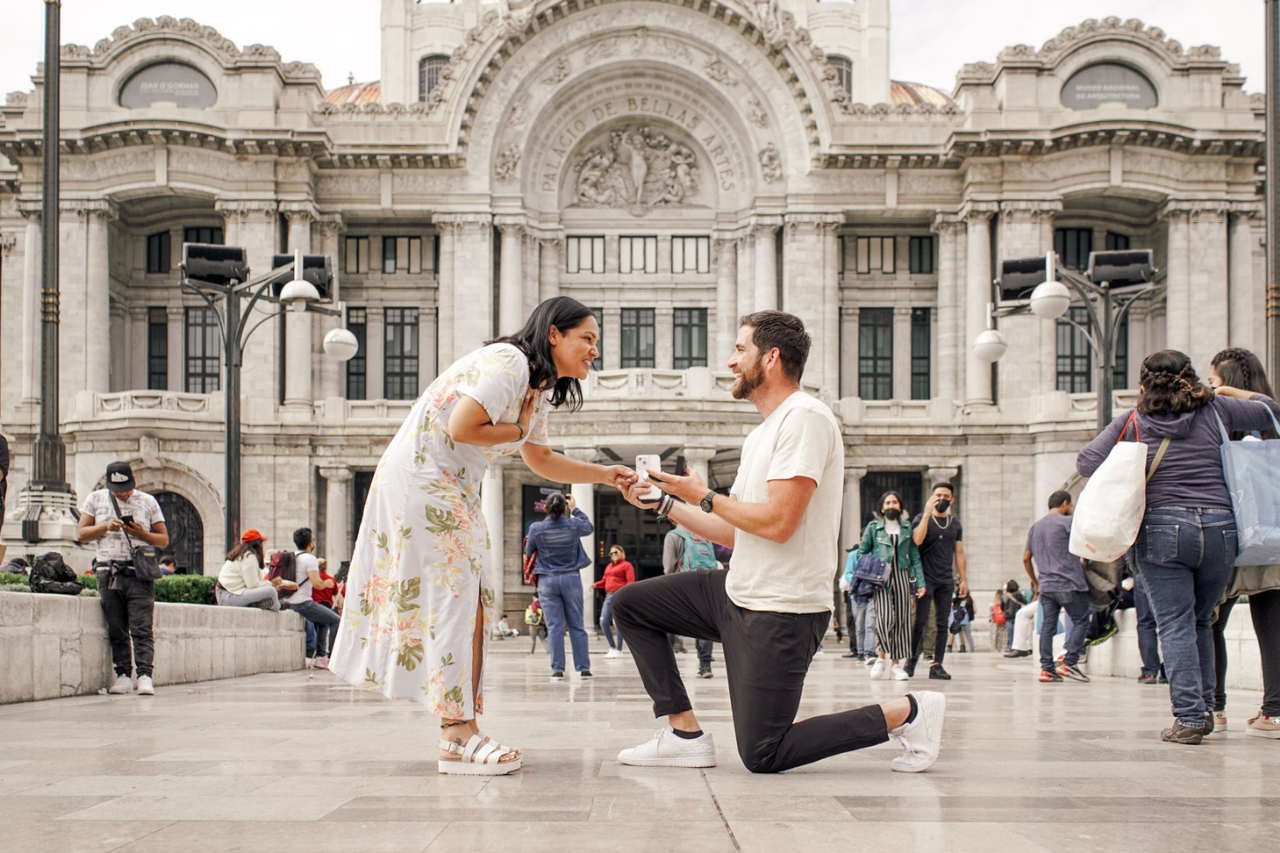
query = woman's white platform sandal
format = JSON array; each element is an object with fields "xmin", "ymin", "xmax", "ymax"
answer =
[{"xmin": 438, "ymin": 734, "xmax": 522, "ymax": 776}]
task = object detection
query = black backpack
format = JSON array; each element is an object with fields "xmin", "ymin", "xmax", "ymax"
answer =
[{"xmin": 29, "ymin": 552, "xmax": 85, "ymax": 596}]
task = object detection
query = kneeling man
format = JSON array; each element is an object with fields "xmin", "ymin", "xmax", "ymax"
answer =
[{"xmin": 611, "ymin": 311, "xmax": 945, "ymax": 774}]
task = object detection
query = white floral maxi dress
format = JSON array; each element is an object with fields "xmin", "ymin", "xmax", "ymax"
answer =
[{"xmin": 329, "ymin": 343, "xmax": 550, "ymax": 717}]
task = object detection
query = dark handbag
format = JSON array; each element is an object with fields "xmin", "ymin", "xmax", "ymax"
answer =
[{"xmin": 109, "ymin": 493, "xmax": 163, "ymax": 581}]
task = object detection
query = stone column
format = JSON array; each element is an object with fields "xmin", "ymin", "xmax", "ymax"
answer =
[
  {"xmin": 932, "ymin": 215, "xmax": 960, "ymax": 404},
  {"xmin": 841, "ymin": 466, "xmax": 867, "ymax": 552},
  {"xmin": 655, "ymin": 305, "xmax": 674, "ymax": 369},
  {"xmin": 892, "ymin": 305, "xmax": 912, "ymax": 400},
  {"xmin": 482, "ymin": 460, "xmax": 507, "ymax": 623},
  {"xmin": 603, "ymin": 307, "xmax": 622, "ymax": 369},
  {"xmin": 539, "ymin": 235, "xmax": 563, "ymax": 302},
  {"xmin": 714, "ymin": 237, "xmax": 738, "ymax": 367},
  {"xmin": 1228, "ymin": 208, "xmax": 1262, "ymax": 349},
  {"xmin": 753, "ymin": 218, "xmax": 781, "ymax": 312},
  {"xmin": 316, "ymin": 215, "xmax": 347, "ymax": 400},
  {"xmin": 217, "ymin": 200, "xmax": 280, "ymax": 401},
  {"xmin": 282, "ymin": 206, "xmax": 317, "ymax": 410},
  {"xmin": 84, "ymin": 202, "xmax": 116, "ymax": 396},
  {"xmin": 19, "ymin": 206, "xmax": 40, "ymax": 404},
  {"xmin": 435, "ymin": 218, "xmax": 456, "ymax": 367},
  {"xmin": 963, "ymin": 207, "xmax": 996, "ymax": 406},
  {"xmin": 783, "ymin": 214, "xmax": 842, "ymax": 394},
  {"xmin": 839, "ymin": 306, "xmax": 859, "ymax": 399},
  {"xmin": 128, "ymin": 305, "xmax": 149, "ymax": 391},
  {"xmin": 1188, "ymin": 206, "xmax": 1230, "ymax": 371},
  {"xmin": 167, "ymin": 306, "xmax": 184, "ymax": 392},
  {"xmin": 319, "ymin": 466, "xmax": 353, "ymax": 567},
  {"xmin": 565, "ymin": 447, "xmax": 599, "ymax": 628},
  {"xmin": 737, "ymin": 230, "xmax": 755, "ymax": 317},
  {"xmin": 366, "ymin": 305, "xmax": 385, "ymax": 400},
  {"xmin": 441, "ymin": 215, "xmax": 493, "ymax": 358},
  {"xmin": 822, "ymin": 219, "xmax": 841, "ymax": 395},
  {"xmin": 682, "ymin": 446, "xmax": 717, "ymax": 487},
  {"xmin": 495, "ymin": 215, "xmax": 525, "ymax": 337},
  {"xmin": 1161, "ymin": 204, "xmax": 1191, "ymax": 355}
]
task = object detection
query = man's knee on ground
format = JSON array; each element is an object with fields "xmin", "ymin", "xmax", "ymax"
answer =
[{"xmin": 740, "ymin": 745, "xmax": 785, "ymax": 774}]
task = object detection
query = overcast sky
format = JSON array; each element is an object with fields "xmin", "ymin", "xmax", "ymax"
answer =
[{"xmin": 0, "ymin": 1, "xmax": 1265, "ymax": 98}]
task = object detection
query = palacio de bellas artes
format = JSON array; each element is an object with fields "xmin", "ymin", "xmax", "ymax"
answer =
[{"xmin": 0, "ymin": 0, "xmax": 1268, "ymax": 626}]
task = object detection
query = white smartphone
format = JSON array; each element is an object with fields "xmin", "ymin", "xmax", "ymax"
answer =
[{"xmin": 635, "ymin": 454, "xmax": 663, "ymax": 501}]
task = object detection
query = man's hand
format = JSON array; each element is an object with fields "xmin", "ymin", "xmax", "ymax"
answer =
[
  {"xmin": 644, "ymin": 467, "xmax": 708, "ymax": 507},
  {"xmin": 915, "ymin": 587, "xmax": 927, "ymax": 599},
  {"xmin": 565, "ymin": 494, "xmax": 577, "ymax": 512},
  {"xmin": 924, "ymin": 493, "xmax": 939, "ymax": 515},
  {"xmin": 958, "ymin": 581, "xmax": 969, "ymax": 598},
  {"xmin": 105, "ymin": 518, "xmax": 125, "ymax": 533},
  {"xmin": 121, "ymin": 520, "xmax": 147, "ymax": 537},
  {"xmin": 621, "ymin": 478, "xmax": 664, "ymax": 510}
]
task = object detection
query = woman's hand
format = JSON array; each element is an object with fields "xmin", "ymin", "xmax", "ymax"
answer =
[
  {"xmin": 518, "ymin": 389, "xmax": 538, "ymax": 434},
  {"xmin": 1213, "ymin": 385, "xmax": 1250, "ymax": 400},
  {"xmin": 565, "ymin": 494, "xmax": 577, "ymax": 512},
  {"xmin": 916, "ymin": 587, "xmax": 927, "ymax": 599},
  {"xmin": 600, "ymin": 465, "xmax": 638, "ymax": 490}
]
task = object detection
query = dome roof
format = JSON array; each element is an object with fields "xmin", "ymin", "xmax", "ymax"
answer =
[
  {"xmin": 890, "ymin": 80, "xmax": 953, "ymax": 107},
  {"xmin": 323, "ymin": 81, "xmax": 381, "ymax": 105}
]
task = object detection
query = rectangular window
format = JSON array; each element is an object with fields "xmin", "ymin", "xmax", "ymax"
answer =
[
  {"xmin": 566, "ymin": 236, "xmax": 606, "ymax": 274},
  {"xmin": 671, "ymin": 236, "xmax": 711, "ymax": 274},
  {"xmin": 183, "ymin": 226, "xmax": 223, "ymax": 246},
  {"xmin": 673, "ymin": 308, "xmax": 708, "ymax": 370},
  {"xmin": 184, "ymin": 306, "xmax": 221, "ymax": 393},
  {"xmin": 858, "ymin": 307, "xmax": 893, "ymax": 400},
  {"xmin": 344, "ymin": 236, "xmax": 370, "ymax": 274},
  {"xmin": 1056, "ymin": 306, "xmax": 1092, "ymax": 393},
  {"xmin": 909, "ymin": 236, "xmax": 934, "ymax": 275},
  {"xmin": 146, "ymin": 232, "xmax": 170, "ymax": 274},
  {"xmin": 384, "ymin": 307, "xmax": 420, "ymax": 400},
  {"xmin": 346, "ymin": 307, "xmax": 368, "ymax": 400},
  {"xmin": 911, "ymin": 307, "xmax": 931, "ymax": 400},
  {"xmin": 147, "ymin": 307, "xmax": 168, "ymax": 390},
  {"xmin": 1106, "ymin": 232, "xmax": 1131, "ymax": 251},
  {"xmin": 1054, "ymin": 228, "xmax": 1093, "ymax": 272},
  {"xmin": 589, "ymin": 307, "xmax": 604, "ymax": 370},
  {"xmin": 382, "ymin": 237, "xmax": 423, "ymax": 275},
  {"xmin": 1113, "ymin": 318, "xmax": 1130, "ymax": 390},
  {"xmin": 619, "ymin": 236, "xmax": 658, "ymax": 274},
  {"xmin": 856, "ymin": 236, "xmax": 895, "ymax": 274},
  {"xmin": 620, "ymin": 308, "xmax": 655, "ymax": 368}
]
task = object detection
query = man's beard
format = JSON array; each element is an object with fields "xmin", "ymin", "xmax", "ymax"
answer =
[{"xmin": 731, "ymin": 362, "xmax": 764, "ymax": 400}]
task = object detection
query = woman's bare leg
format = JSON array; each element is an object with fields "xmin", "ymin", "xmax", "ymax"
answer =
[{"xmin": 439, "ymin": 595, "xmax": 518, "ymax": 763}]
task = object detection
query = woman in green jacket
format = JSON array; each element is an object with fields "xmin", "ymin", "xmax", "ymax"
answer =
[{"xmin": 847, "ymin": 490, "xmax": 925, "ymax": 681}]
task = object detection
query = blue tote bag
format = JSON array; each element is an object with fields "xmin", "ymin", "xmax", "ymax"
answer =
[{"xmin": 1217, "ymin": 409, "xmax": 1280, "ymax": 566}]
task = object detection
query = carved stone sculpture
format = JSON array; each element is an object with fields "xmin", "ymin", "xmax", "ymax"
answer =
[
  {"xmin": 494, "ymin": 144, "xmax": 521, "ymax": 183},
  {"xmin": 571, "ymin": 124, "xmax": 701, "ymax": 211},
  {"xmin": 758, "ymin": 143, "xmax": 782, "ymax": 183}
]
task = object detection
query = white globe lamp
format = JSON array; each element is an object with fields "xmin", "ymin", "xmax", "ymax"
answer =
[
  {"xmin": 1029, "ymin": 280, "xmax": 1071, "ymax": 320},
  {"xmin": 972, "ymin": 328, "xmax": 1009, "ymax": 363},
  {"xmin": 279, "ymin": 278, "xmax": 321, "ymax": 313},
  {"xmin": 323, "ymin": 327, "xmax": 359, "ymax": 361}
]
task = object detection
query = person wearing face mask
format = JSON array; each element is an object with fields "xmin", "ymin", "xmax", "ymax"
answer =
[
  {"xmin": 848, "ymin": 491, "xmax": 926, "ymax": 681},
  {"xmin": 906, "ymin": 483, "xmax": 967, "ymax": 680}
]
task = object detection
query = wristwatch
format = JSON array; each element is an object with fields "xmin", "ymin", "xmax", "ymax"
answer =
[{"xmin": 700, "ymin": 491, "xmax": 717, "ymax": 513}]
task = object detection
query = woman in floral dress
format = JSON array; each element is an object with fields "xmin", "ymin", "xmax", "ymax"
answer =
[{"xmin": 330, "ymin": 297, "xmax": 635, "ymax": 775}]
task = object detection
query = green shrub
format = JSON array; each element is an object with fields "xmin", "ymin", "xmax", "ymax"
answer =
[
  {"xmin": 80, "ymin": 573, "xmax": 98, "ymax": 591},
  {"xmin": 0, "ymin": 572, "xmax": 29, "ymax": 586},
  {"xmin": 154, "ymin": 574, "xmax": 216, "ymax": 604}
]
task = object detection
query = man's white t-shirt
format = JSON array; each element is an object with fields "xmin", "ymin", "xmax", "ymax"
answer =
[
  {"xmin": 285, "ymin": 551, "xmax": 320, "ymax": 606},
  {"xmin": 725, "ymin": 390, "xmax": 843, "ymax": 614},
  {"xmin": 79, "ymin": 489, "xmax": 165, "ymax": 564}
]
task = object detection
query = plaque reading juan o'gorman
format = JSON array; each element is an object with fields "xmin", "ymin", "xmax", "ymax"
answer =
[
  {"xmin": 120, "ymin": 63, "xmax": 218, "ymax": 109},
  {"xmin": 1061, "ymin": 63, "xmax": 1157, "ymax": 110}
]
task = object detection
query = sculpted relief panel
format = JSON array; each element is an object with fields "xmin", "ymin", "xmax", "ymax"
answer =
[{"xmin": 569, "ymin": 123, "xmax": 701, "ymax": 211}]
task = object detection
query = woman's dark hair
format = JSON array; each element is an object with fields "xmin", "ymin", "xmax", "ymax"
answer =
[
  {"xmin": 877, "ymin": 490, "xmax": 905, "ymax": 515},
  {"xmin": 1006, "ymin": 579, "xmax": 1020, "ymax": 594},
  {"xmin": 1137, "ymin": 350, "xmax": 1215, "ymax": 416},
  {"xmin": 490, "ymin": 296, "xmax": 596, "ymax": 411},
  {"xmin": 1212, "ymin": 347, "xmax": 1275, "ymax": 399},
  {"xmin": 226, "ymin": 539, "xmax": 265, "ymax": 566},
  {"xmin": 544, "ymin": 493, "xmax": 567, "ymax": 521}
]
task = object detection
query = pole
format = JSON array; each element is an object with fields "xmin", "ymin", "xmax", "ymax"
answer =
[
  {"xmin": 225, "ymin": 288, "xmax": 242, "ymax": 553},
  {"xmin": 1097, "ymin": 283, "xmax": 1114, "ymax": 432},
  {"xmin": 32, "ymin": 0, "xmax": 66, "ymax": 490},
  {"xmin": 1268, "ymin": 0, "xmax": 1280, "ymax": 387}
]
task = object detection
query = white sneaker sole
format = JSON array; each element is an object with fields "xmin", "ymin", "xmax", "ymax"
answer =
[
  {"xmin": 137, "ymin": 686, "xmax": 155, "ymax": 696},
  {"xmin": 438, "ymin": 757, "xmax": 522, "ymax": 776},
  {"xmin": 891, "ymin": 692, "xmax": 946, "ymax": 773},
  {"xmin": 617, "ymin": 752, "xmax": 716, "ymax": 768},
  {"xmin": 1245, "ymin": 727, "xmax": 1280, "ymax": 739}
]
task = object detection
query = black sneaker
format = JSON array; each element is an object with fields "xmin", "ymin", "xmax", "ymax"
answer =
[
  {"xmin": 929, "ymin": 665, "xmax": 952, "ymax": 680},
  {"xmin": 580, "ymin": 670, "xmax": 593, "ymax": 679},
  {"xmin": 550, "ymin": 671, "xmax": 565, "ymax": 681},
  {"xmin": 841, "ymin": 651, "xmax": 860, "ymax": 659},
  {"xmin": 697, "ymin": 666, "xmax": 713, "ymax": 679},
  {"xmin": 1138, "ymin": 674, "xmax": 1159, "ymax": 685},
  {"xmin": 1058, "ymin": 664, "xmax": 1090, "ymax": 683},
  {"xmin": 1157, "ymin": 673, "xmax": 1168, "ymax": 684},
  {"xmin": 1161, "ymin": 722, "xmax": 1205, "ymax": 745},
  {"xmin": 1003, "ymin": 649, "xmax": 1032, "ymax": 658},
  {"xmin": 903, "ymin": 658, "xmax": 918, "ymax": 678}
]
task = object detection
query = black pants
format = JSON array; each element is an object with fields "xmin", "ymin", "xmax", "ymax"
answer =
[
  {"xmin": 1248, "ymin": 589, "xmax": 1280, "ymax": 716},
  {"xmin": 910, "ymin": 581, "xmax": 953, "ymax": 666},
  {"xmin": 97, "ymin": 570, "xmax": 155, "ymax": 678},
  {"xmin": 611, "ymin": 570, "xmax": 890, "ymax": 773},
  {"xmin": 1211, "ymin": 596, "xmax": 1238, "ymax": 712}
]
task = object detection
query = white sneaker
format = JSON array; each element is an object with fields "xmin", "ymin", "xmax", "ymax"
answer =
[
  {"xmin": 107, "ymin": 674, "xmax": 133, "ymax": 694},
  {"xmin": 869, "ymin": 659, "xmax": 886, "ymax": 680},
  {"xmin": 605, "ymin": 649, "xmax": 622, "ymax": 659},
  {"xmin": 136, "ymin": 675, "xmax": 155, "ymax": 696},
  {"xmin": 891, "ymin": 663, "xmax": 909, "ymax": 681},
  {"xmin": 618, "ymin": 729, "xmax": 716, "ymax": 768},
  {"xmin": 890, "ymin": 691, "xmax": 946, "ymax": 773}
]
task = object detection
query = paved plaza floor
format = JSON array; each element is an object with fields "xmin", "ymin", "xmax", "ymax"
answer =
[{"xmin": 1, "ymin": 635, "xmax": 1276, "ymax": 853}]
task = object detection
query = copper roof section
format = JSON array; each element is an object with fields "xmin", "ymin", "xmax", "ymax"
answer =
[
  {"xmin": 323, "ymin": 81, "xmax": 382, "ymax": 105},
  {"xmin": 890, "ymin": 80, "xmax": 954, "ymax": 107}
]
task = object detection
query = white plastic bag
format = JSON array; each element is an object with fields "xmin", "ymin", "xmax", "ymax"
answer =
[{"xmin": 1069, "ymin": 440, "xmax": 1148, "ymax": 562}]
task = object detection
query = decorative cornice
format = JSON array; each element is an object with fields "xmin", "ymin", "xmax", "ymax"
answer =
[
  {"xmin": 493, "ymin": 214, "xmax": 527, "ymax": 233},
  {"xmin": 1159, "ymin": 199, "xmax": 1231, "ymax": 221},
  {"xmin": 60, "ymin": 199, "xmax": 119, "ymax": 220},
  {"xmin": 931, "ymin": 213, "xmax": 963, "ymax": 234},
  {"xmin": 215, "ymin": 199, "xmax": 279, "ymax": 221},
  {"xmin": 434, "ymin": 212, "xmax": 493, "ymax": 234},
  {"xmin": 999, "ymin": 199, "xmax": 1063, "ymax": 219},
  {"xmin": 959, "ymin": 201, "xmax": 999, "ymax": 222},
  {"xmin": 0, "ymin": 232, "xmax": 16, "ymax": 258},
  {"xmin": 279, "ymin": 201, "xmax": 320, "ymax": 224}
]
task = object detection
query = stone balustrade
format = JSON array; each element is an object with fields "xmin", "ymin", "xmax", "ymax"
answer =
[{"xmin": 69, "ymin": 390, "xmax": 225, "ymax": 428}]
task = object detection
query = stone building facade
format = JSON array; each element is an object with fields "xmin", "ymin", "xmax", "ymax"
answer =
[{"xmin": 0, "ymin": 2, "xmax": 1265, "ymax": 620}]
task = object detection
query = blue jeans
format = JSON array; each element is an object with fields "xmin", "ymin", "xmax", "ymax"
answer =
[
  {"xmin": 1039, "ymin": 590, "xmax": 1090, "ymax": 672},
  {"xmin": 1133, "ymin": 507, "xmax": 1236, "ymax": 729},
  {"xmin": 600, "ymin": 592, "xmax": 623, "ymax": 651},
  {"xmin": 292, "ymin": 599, "xmax": 340, "ymax": 657},
  {"xmin": 852, "ymin": 596, "xmax": 877, "ymax": 655},
  {"xmin": 1134, "ymin": 579, "xmax": 1163, "ymax": 677},
  {"xmin": 538, "ymin": 573, "xmax": 591, "ymax": 673}
]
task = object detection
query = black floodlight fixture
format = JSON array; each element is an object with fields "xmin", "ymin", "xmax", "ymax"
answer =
[
  {"xmin": 271, "ymin": 253, "xmax": 334, "ymax": 301},
  {"xmin": 182, "ymin": 243, "xmax": 249, "ymax": 286},
  {"xmin": 1086, "ymin": 249, "xmax": 1155, "ymax": 286},
  {"xmin": 998, "ymin": 255, "xmax": 1048, "ymax": 301}
]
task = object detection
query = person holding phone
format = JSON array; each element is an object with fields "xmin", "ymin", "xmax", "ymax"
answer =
[{"xmin": 526, "ymin": 492, "xmax": 595, "ymax": 679}]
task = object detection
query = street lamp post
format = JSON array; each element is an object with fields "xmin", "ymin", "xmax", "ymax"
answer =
[
  {"xmin": 977, "ymin": 250, "xmax": 1161, "ymax": 432},
  {"xmin": 181, "ymin": 247, "xmax": 355, "ymax": 553}
]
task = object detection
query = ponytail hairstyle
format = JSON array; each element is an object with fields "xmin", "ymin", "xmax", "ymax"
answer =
[
  {"xmin": 544, "ymin": 493, "xmax": 567, "ymax": 521},
  {"xmin": 1212, "ymin": 347, "xmax": 1277, "ymax": 439},
  {"xmin": 489, "ymin": 296, "xmax": 596, "ymax": 412},
  {"xmin": 1136, "ymin": 350, "xmax": 1215, "ymax": 416}
]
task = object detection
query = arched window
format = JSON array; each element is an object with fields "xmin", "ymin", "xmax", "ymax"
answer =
[
  {"xmin": 830, "ymin": 55, "xmax": 853, "ymax": 98},
  {"xmin": 153, "ymin": 491, "xmax": 205, "ymax": 575},
  {"xmin": 419, "ymin": 55, "xmax": 449, "ymax": 101}
]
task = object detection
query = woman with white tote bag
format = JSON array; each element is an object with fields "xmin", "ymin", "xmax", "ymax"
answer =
[{"xmin": 1076, "ymin": 350, "xmax": 1280, "ymax": 744}]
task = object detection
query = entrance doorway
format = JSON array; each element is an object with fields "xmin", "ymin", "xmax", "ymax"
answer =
[
  {"xmin": 153, "ymin": 491, "xmax": 204, "ymax": 574},
  {"xmin": 859, "ymin": 471, "xmax": 924, "ymax": 528}
]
